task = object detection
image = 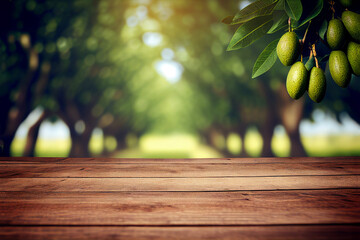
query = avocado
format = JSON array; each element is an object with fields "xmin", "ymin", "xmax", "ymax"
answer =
[
  {"xmin": 286, "ymin": 61, "xmax": 309, "ymax": 99},
  {"xmin": 342, "ymin": 11, "xmax": 360, "ymax": 42},
  {"xmin": 327, "ymin": 19, "xmax": 347, "ymax": 50},
  {"xmin": 308, "ymin": 67, "xmax": 326, "ymax": 103},
  {"xmin": 347, "ymin": 41, "xmax": 360, "ymax": 76},
  {"xmin": 277, "ymin": 32, "xmax": 300, "ymax": 66},
  {"xmin": 329, "ymin": 50, "xmax": 352, "ymax": 87}
]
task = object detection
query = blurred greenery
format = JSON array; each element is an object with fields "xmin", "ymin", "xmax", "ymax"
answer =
[
  {"xmin": 1, "ymin": 0, "xmax": 360, "ymax": 158},
  {"xmin": 10, "ymin": 132, "xmax": 360, "ymax": 158}
]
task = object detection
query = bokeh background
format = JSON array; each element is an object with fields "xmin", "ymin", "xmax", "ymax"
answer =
[{"xmin": 1, "ymin": 0, "xmax": 360, "ymax": 158}]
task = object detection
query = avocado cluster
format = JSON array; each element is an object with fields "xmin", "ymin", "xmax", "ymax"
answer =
[
  {"xmin": 277, "ymin": 32, "xmax": 327, "ymax": 103},
  {"xmin": 328, "ymin": 10, "xmax": 360, "ymax": 89},
  {"xmin": 276, "ymin": 8, "xmax": 360, "ymax": 103}
]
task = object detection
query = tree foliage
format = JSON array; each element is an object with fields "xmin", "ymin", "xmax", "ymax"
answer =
[
  {"xmin": 1, "ymin": 0, "xmax": 359, "ymax": 158},
  {"xmin": 224, "ymin": 0, "xmax": 360, "ymax": 84}
]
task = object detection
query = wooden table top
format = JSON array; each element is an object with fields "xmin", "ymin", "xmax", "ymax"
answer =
[{"xmin": 1, "ymin": 156, "xmax": 360, "ymax": 239}]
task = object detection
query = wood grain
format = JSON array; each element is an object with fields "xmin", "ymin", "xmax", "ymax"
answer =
[
  {"xmin": 1, "ymin": 190, "xmax": 360, "ymax": 225},
  {"xmin": 0, "ymin": 175, "xmax": 359, "ymax": 192},
  {"xmin": 1, "ymin": 162, "xmax": 359, "ymax": 178},
  {"xmin": 1, "ymin": 226, "xmax": 360, "ymax": 240},
  {"xmin": 2, "ymin": 157, "xmax": 360, "ymax": 239}
]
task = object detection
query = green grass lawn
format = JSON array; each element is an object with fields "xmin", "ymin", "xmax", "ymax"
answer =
[{"xmin": 10, "ymin": 132, "xmax": 360, "ymax": 158}]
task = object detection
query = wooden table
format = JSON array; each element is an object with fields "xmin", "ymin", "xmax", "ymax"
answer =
[{"xmin": 1, "ymin": 157, "xmax": 360, "ymax": 239}]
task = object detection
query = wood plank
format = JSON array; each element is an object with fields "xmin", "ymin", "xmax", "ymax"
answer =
[
  {"xmin": 1, "ymin": 162, "xmax": 359, "ymax": 178},
  {"xmin": 0, "ymin": 175, "xmax": 359, "ymax": 192},
  {"xmin": 1, "ymin": 190, "xmax": 360, "ymax": 225},
  {"xmin": 1, "ymin": 225, "xmax": 360, "ymax": 240},
  {"xmin": 1, "ymin": 156, "xmax": 360, "ymax": 164}
]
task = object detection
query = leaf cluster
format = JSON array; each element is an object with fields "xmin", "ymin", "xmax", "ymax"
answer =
[{"xmin": 223, "ymin": 0, "xmax": 328, "ymax": 78}]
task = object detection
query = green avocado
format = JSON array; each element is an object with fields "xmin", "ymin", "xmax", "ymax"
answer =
[
  {"xmin": 286, "ymin": 62, "xmax": 309, "ymax": 99},
  {"xmin": 329, "ymin": 50, "xmax": 352, "ymax": 88},
  {"xmin": 347, "ymin": 41, "xmax": 360, "ymax": 76},
  {"xmin": 327, "ymin": 19, "xmax": 347, "ymax": 50},
  {"xmin": 277, "ymin": 32, "xmax": 300, "ymax": 66},
  {"xmin": 342, "ymin": 11, "xmax": 360, "ymax": 42},
  {"xmin": 308, "ymin": 67, "xmax": 326, "ymax": 103}
]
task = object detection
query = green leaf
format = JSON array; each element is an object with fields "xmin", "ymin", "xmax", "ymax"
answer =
[
  {"xmin": 305, "ymin": 56, "xmax": 315, "ymax": 71},
  {"xmin": 252, "ymin": 38, "xmax": 280, "ymax": 78},
  {"xmin": 268, "ymin": 10, "xmax": 288, "ymax": 33},
  {"xmin": 318, "ymin": 19, "xmax": 328, "ymax": 39},
  {"xmin": 274, "ymin": 0, "xmax": 285, "ymax": 11},
  {"xmin": 294, "ymin": 0, "xmax": 323, "ymax": 28},
  {"xmin": 284, "ymin": 0, "xmax": 302, "ymax": 20},
  {"xmin": 232, "ymin": 0, "xmax": 278, "ymax": 25},
  {"xmin": 318, "ymin": 54, "xmax": 329, "ymax": 63},
  {"xmin": 222, "ymin": 16, "xmax": 234, "ymax": 24},
  {"xmin": 227, "ymin": 15, "xmax": 273, "ymax": 51}
]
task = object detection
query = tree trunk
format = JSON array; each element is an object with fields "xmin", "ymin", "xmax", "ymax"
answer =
[
  {"xmin": 0, "ymin": 135, "xmax": 15, "ymax": 157},
  {"xmin": 0, "ymin": 46, "xmax": 39, "ymax": 157},
  {"xmin": 202, "ymin": 129, "xmax": 212, "ymax": 147},
  {"xmin": 116, "ymin": 134, "xmax": 127, "ymax": 151},
  {"xmin": 220, "ymin": 132, "xmax": 233, "ymax": 157},
  {"xmin": 258, "ymin": 81, "xmax": 279, "ymax": 157},
  {"xmin": 101, "ymin": 134, "xmax": 111, "ymax": 157},
  {"xmin": 277, "ymin": 84, "xmax": 307, "ymax": 157},
  {"xmin": 200, "ymin": 127, "xmax": 224, "ymax": 156},
  {"xmin": 57, "ymin": 95, "xmax": 98, "ymax": 158},
  {"xmin": 69, "ymin": 127, "xmax": 93, "ymax": 157},
  {"xmin": 23, "ymin": 110, "xmax": 50, "ymax": 157},
  {"xmin": 260, "ymin": 118, "xmax": 276, "ymax": 157},
  {"xmin": 237, "ymin": 125, "xmax": 248, "ymax": 157},
  {"xmin": 287, "ymin": 126, "xmax": 306, "ymax": 156}
]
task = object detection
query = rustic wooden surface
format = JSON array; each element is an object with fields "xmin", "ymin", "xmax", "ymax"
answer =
[{"xmin": 1, "ymin": 157, "xmax": 360, "ymax": 239}]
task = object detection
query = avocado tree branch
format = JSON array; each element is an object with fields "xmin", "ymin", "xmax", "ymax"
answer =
[
  {"xmin": 312, "ymin": 44, "xmax": 319, "ymax": 68},
  {"xmin": 288, "ymin": 18, "xmax": 291, "ymax": 32}
]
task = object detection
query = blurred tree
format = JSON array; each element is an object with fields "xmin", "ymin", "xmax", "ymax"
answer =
[
  {"xmin": 0, "ymin": 0, "xmax": 45, "ymax": 156},
  {"xmin": 0, "ymin": 0, "xmax": 159, "ymax": 156},
  {"xmin": 146, "ymin": 0, "xmax": 357, "ymax": 157},
  {"xmin": 220, "ymin": 0, "xmax": 360, "ymax": 156},
  {"xmin": 144, "ymin": 0, "xmax": 302, "ymax": 156},
  {"xmin": 1, "ymin": 0, "xmax": 358, "ymax": 158}
]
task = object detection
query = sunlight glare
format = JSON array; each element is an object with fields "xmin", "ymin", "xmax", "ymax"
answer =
[
  {"xmin": 161, "ymin": 48, "xmax": 174, "ymax": 60},
  {"xmin": 136, "ymin": 5, "xmax": 148, "ymax": 20},
  {"xmin": 126, "ymin": 16, "xmax": 138, "ymax": 27},
  {"xmin": 142, "ymin": 32, "xmax": 162, "ymax": 47},
  {"xmin": 239, "ymin": 1, "xmax": 251, "ymax": 10},
  {"xmin": 155, "ymin": 60, "xmax": 183, "ymax": 83}
]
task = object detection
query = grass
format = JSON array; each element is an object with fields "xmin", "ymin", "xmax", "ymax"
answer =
[
  {"xmin": 116, "ymin": 134, "xmax": 222, "ymax": 158},
  {"xmin": 10, "ymin": 131, "xmax": 360, "ymax": 158},
  {"xmin": 303, "ymin": 135, "xmax": 360, "ymax": 156},
  {"xmin": 11, "ymin": 138, "xmax": 70, "ymax": 157}
]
